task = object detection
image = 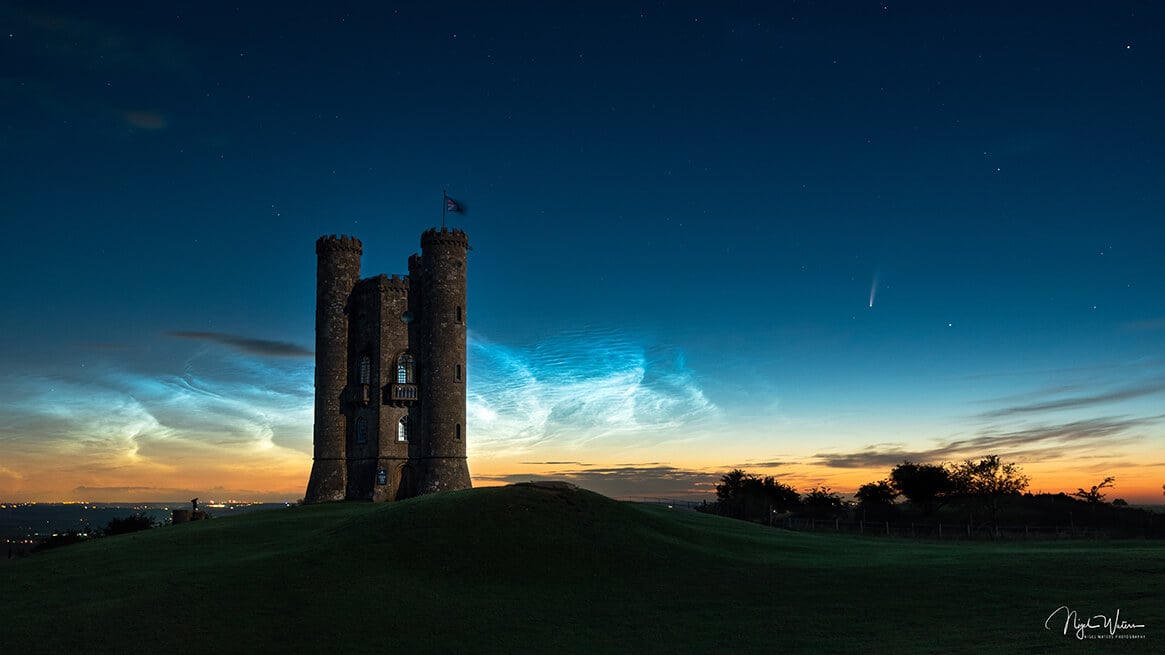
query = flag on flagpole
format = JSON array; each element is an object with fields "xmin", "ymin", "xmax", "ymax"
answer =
[{"xmin": 445, "ymin": 196, "xmax": 463, "ymax": 213}]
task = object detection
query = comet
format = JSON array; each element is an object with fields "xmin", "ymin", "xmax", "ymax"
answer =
[{"xmin": 868, "ymin": 273, "xmax": 879, "ymax": 308}]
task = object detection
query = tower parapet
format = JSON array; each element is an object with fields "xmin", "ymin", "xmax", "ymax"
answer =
[
  {"xmin": 420, "ymin": 227, "xmax": 470, "ymax": 248},
  {"xmin": 316, "ymin": 234, "xmax": 363, "ymax": 254}
]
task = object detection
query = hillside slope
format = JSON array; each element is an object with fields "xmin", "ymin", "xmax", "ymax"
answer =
[{"xmin": 2, "ymin": 483, "xmax": 1160, "ymax": 653}]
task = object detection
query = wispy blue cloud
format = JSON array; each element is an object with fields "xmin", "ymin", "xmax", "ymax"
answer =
[
  {"xmin": 0, "ymin": 340, "xmax": 313, "ymax": 498},
  {"xmin": 467, "ymin": 328, "xmax": 718, "ymax": 456}
]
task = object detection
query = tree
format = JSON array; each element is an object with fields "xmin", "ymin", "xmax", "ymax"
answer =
[
  {"xmin": 758, "ymin": 476, "xmax": 801, "ymax": 515},
  {"xmin": 104, "ymin": 513, "xmax": 157, "ymax": 536},
  {"xmin": 715, "ymin": 470, "xmax": 799, "ymax": 522},
  {"xmin": 1073, "ymin": 476, "xmax": 1115, "ymax": 504},
  {"xmin": 889, "ymin": 461, "xmax": 954, "ymax": 514},
  {"xmin": 855, "ymin": 479, "xmax": 899, "ymax": 520},
  {"xmin": 856, "ymin": 479, "xmax": 899, "ymax": 508},
  {"xmin": 715, "ymin": 469, "xmax": 750, "ymax": 507},
  {"xmin": 801, "ymin": 486, "xmax": 844, "ymax": 519},
  {"xmin": 949, "ymin": 455, "xmax": 1029, "ymax": 525}
]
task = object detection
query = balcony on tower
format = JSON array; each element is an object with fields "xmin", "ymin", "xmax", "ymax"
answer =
[
  {"xmin": 341, "ymin": 384, "xmax": 373, "ymax": 406},
  {"xmin": 385, "ymin": 383, "xmax": 419, "ymax": 405}
]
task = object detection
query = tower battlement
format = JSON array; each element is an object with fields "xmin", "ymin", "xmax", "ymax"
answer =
[
  {"xmin": 420, "ymin": 227, "xmax": 469, "ymax": 248},
  {"xmin": 316, "ymin": 234, "xmax": 363, "ymax": 254},
  {"xmin": 358, "ymin": 273, "xmax": 410, "ymax": 294}
]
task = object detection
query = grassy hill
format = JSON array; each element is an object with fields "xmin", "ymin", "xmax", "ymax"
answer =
[{"xmin": 2, "ymin": 483, "xmax": 1161, "ymax": 653}]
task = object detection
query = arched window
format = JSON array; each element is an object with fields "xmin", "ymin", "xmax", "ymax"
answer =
[
  {"xmin": 356, "ymin": 417, "xmax": 368, "ymax": 444},
  {"xmin": 358, "ymin": 355, "xmax": 371, "ymax": 385},
  {"xmin": 396, "ymin": 353, "xmax": 415, "ymax": 384},
  {"xmin": 397, "ymin": 416, "xmax": 409, "ymax": 442}
]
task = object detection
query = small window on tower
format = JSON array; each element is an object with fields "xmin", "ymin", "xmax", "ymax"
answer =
[
  {"xmin": 456, "ymin": 305, "xmax": 462, "ymax": 323},
  {"xmin": 456, "ymin": 364, "xmax": 462, "ymax": 381},
  {"xmin": 356, "ymin": 417, "xmax": 368, "ymax": 444},
  {"xmin": 397, "ymin": 353, "xmax": 415, "ymax": 384},
  {"xmin": 358, "ymin": 356, "xmax": 371, "ymax": 385},
  {"xmin": 398, "ymin": 416, "xmax": 409, "ymax": 442},
  {"xmin": 455, "ymin": 423, "xmax": 461, "ymax": 440}
]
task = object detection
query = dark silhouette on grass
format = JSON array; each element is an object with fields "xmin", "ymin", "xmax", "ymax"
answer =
[
  {"xmin": 709, "ymin": 456, "xmax": 1162, "ymax": 538},
  {"xmin": 714, "ymin": 469, "xmax": 799, "ymax": 521},
  {"xmin": 104, "ymin": 513, "xmax": 158, "ymax": 536},
  {"xmin": 889, "ymin": 461, "xmax": 955, "ymax": 515},
  {"xmin": 856, "ymin": 479, "xmax": 899, "ymax": 521},
  {"xmin": 948, "ymin": 455, "xmax": 1030, "ymax": 526},
  {"xmin": 1074, "ymin": 477, "xmax": 1115, "ymax": 503},
  {"xmin": 802, "ymin": 486, "xmax": 845, "ymax": 519}
]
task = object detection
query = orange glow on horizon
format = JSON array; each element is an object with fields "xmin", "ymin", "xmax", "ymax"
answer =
[{"xmin": 2, "ymin": 447, "xmax": 1163, "ymax": 505}]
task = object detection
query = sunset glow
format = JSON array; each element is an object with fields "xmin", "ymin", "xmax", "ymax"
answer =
[{"xmin": 2, "ymin": 2, "xmax": 1163, "ymax": 505}]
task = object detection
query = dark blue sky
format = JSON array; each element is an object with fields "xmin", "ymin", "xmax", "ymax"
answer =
[{"xmin": 1, "ymin": 1, "xmax": 1163, "ymax": 501}]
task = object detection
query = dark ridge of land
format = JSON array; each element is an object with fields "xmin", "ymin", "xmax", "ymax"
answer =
[{"xmin": 1, "ymin": 483, "xmax": 1160, "ymax": 654}]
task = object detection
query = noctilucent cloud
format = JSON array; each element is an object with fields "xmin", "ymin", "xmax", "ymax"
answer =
[{"xmin": 1, "ymin": 1, "xmax": 1163, "ymax": 502}]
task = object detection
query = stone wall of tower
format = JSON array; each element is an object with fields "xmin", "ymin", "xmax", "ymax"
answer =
[
  {"xmin": 416, "ymin": 228, "xmax": 472, "ymax": 493},
  {"xmin": 371, "ymin": 274, "xmax": 413, "ymax": 502},
  {"xmin": 305, "ymin": 235, "xmax": 362, "ymax": 503}
]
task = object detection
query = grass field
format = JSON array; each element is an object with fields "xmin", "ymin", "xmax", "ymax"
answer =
[{"xmin": 2, "ymin": 483, "xmax": 1160, "ymax": 653}]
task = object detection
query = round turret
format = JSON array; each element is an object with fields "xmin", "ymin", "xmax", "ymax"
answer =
[
  {"xmin": 305, "ymin": 234, "xmax": 362, "ymax": 503},
  {"xmin": 417, "ymin": 228, "xmax": 472, "ymax": 493}
]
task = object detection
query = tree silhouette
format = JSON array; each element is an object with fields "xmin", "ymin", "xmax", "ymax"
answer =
[
  {"xmin": 104, "ymin": 513, "xmax": 157, "ymax": 536},
  {"xmin": 889, "ymin": 461, "xmax": 954, "ymax": 514},
  {"xmin": 855, "ymin": 479, "xmax": 899, "ymax": 520},
  {"xmin": 802, "ymin": 486, "xmax": 845, "ymax": 519},
  {"xmin": 949, "ymin": 455, "xmax": 1029, "ymax": 526},
  {"xmin": 856, "ymin": 480, "xmax": 898, "ymax": 507},
  {"xmin": 715, "ymin": 469, "xmax": 749, "ymax": 505},
  {"xmin": 715, "ymin": 470, "xmax": 799, "ymax": 522},
  {"xmin": 1074, "ymin": 476, "xmax": 1115, "ymax": 504}
]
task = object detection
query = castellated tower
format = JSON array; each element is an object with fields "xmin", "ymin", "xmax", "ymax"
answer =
[
  {"xmin": 414, "ymin": 228, "xmax": 472, "ymax": 493},
  {"xmin": 305, "ymin": 235, "xmax": 362, "ymax": 503},
  {"xmin": 304, "ymin": 228, "xmax": 471, "ymax": 503}
]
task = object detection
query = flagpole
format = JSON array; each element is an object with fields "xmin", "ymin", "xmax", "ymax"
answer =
[{"xmin": 442, "ymin": 190, "xmax": 447, "ymax": 229}]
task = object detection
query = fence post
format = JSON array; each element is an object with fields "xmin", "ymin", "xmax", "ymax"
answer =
[
  {"xmin": 860, "ymin": 520, "xmax": 864, "ymax": 534},
  {"xmin": 835, "ymin": 518, "xmax": 839, "ymax": 531},
  {"xmin": 938, "ymin": 523, "xmax": 942, "ymax": 538},
  {"xmin": 911, "ymin": 522, "xmax": 915, "ymax": 538},
  {"xmin": 885, "ymin": 521, "xmax": 890, "ymax": 536}
]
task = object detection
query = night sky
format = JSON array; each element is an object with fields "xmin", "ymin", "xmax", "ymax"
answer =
[{"xmin": 2, "ymin": 1, "xmax": 1163, "ymax": 502}]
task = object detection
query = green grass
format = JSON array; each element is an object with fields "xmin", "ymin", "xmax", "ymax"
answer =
[{"xmin": 2, "ymin": 483, "xmax": 1161, "ymax": 653}]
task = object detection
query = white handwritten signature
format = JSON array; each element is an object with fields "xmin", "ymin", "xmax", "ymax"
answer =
[{"xmin": 1045, "ymin": 606, "xmax": 1146, "ymax": 640}]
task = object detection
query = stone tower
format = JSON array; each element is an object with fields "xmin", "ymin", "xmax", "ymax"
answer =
[
  {"xmin": 414, "ymin": 228, "xmax": 472, "ymax": 493},
  {"xmin": 305, "ymin": 235, "xmax": 362, "ymax": 503},
  {"xmin": 304, "ymin": 228, "xmax": 471, "ymax": 503}
]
